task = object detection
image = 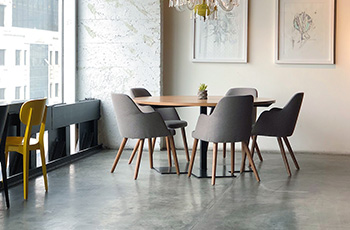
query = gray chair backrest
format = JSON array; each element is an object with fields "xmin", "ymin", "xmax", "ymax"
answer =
[
  {"xmin": 225, "ymin": 88, "xmax": 258, "ymax": 97},
  {"xmin": 281, "ymin": 92, "xmax": 304, "ymax": 136},
  {"xmin": 111, "ymin": 93, "xmax": 170, "ymax": 139},
  {"xmin": 130, "ymin": 88, "xmax": 152, "ymax": 98},
  {"xmin": 193, "ymin": 95, "xmax": 253, "ymax": 143},
  {"xmin": 253, "ymin": 92, "xmax": 304, "ymax": 137},
  {"xmin": 130, "ymin": 87, "xmax": 180, "ymax": 121},
  {"xmin": 225, "ymin": 87, "xmax": 258, "ymax": 122}
]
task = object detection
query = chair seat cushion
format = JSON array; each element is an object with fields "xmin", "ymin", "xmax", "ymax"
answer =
[{"xmin": 165, "ymin": 120, "xmax": 187, "ymax": 129}]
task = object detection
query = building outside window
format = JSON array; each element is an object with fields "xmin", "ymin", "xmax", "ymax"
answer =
[
  {"xmin": 23, "ymin": 85, "xmax": 26, "ymax": 99},
  {"xmin": 24, "ymin": 50, "xmax": 27, "ymax": 65},
  {"xmin": 50, "ymin": 83, "xmax": 52, "ymax": 98},
  {"xmin": 0, "ymin": 88, "xmax": 5, "ymax": 100},
  {"xmin": 0, "ymin": 5, "xmax": 5, "ymax": 27},
  {"xmin": 15, "ymin": 86, "xmax": 20, "ymax": 99},
  {"xmin": 55, "ymin": 83, "xmax": 59, "ymax": 97},
  {"xmin": 0, "ymin": 0, "xmax": 63, "ymax": 105},
  {"xmin": 50, "ymin": 51, "xmax": 53, "ymax": 65},
  {"xmin": 15, "ymin": 50, "xmax": 21, "ymax": 65},
  {"xmin": 0, "ymin": 50, "xmax": 4, "ymax": 65},
  {"xmin": 55, "ymin": 51, "xmax": 58, "ymax": 65}
]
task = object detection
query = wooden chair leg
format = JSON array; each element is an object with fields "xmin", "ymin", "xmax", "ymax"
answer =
[
  {"xmin": 169, "ymin": 135, "xmax": 180, "ymax": 175},
  {"xmin": 283, "ymin": 137, "xmax": 300, "ymax": 170},
  {"xmin": 223, "ymin": 143, "xmax": 226, "ymax": 158},
  {"xmin": 148, "ymin": 138, "xmax": 153, "ymax": 169},
  {"xmin": 152, "ymin": 137, "xmax": 156, "ymax": 151},
  {"xmin": 277, "ymin": 137, "xmax": 292, "ymax": 176},
  {"xmin": 40, "ymin": 145, "xmax": 48, "ymax": 191},
  {"xmin": 230, "ymin": 143, "xmax": 235, "ymax": 175},
  {"xmin": 251, "ymin": 135, "xmax": 263, "ymax": 162},
  {"xmin": 240, "ymin": 143, "xmax": 247, "ymax": 173},
  {"xmin": 188, "ymin": 138, "xmax": 198, "ymax": 177},
  {"xmin": 242, "ymin": 142, "xmax": 260, "ymax": 182},
  {"xmin": 181, "ymin": 127, "xmax": 190, "ymax": 162},
  {"xmin": 111, "ymin": 138, "xmax": 128, "ymax": 173},
  {"xmin": 128, "ymin": 139, "xmax": 140, "ymax": 164},
  {"xmin": 250, "ymin": 135, "xmax": 256, "ymax": 159},
  {"xmin": 254, "ymin": 142, "xmax": 263, "ymax": 162},
  {"xmin": 134, "ymin": 139, "xmax": 144, "ymax": 180},
  {"xmin": 23, "ymin": 149, "xmax": 30, "ymax": 200},
  {"xmin": 165, "ymin": 136, "xmax": 172, "ymax": 167},
  {"xmin": 212, "ymin": 143, "xmax": 218, "ymax": 185}
]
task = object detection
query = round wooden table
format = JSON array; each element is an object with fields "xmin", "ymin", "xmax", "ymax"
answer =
[
  {"xmin": 134, "ymin": 95, "xmax": 276, "ymax": 178},
  {"xmin": 134, "ymin": 95, "xmax": 275, "ymax": 107}
]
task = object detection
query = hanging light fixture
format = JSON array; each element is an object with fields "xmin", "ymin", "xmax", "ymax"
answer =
[{"xmin": 169, "ymin": 0, "xmax": 240, "ymax": 21}]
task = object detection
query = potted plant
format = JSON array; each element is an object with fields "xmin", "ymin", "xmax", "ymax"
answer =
[{"xmin": 198, "ymin": 83, "xmax": 208, "ymax": 100}]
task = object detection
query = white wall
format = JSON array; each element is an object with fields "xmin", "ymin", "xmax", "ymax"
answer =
[
  {"xmin": 163, "ymin": 0, "xmax": 350, "ymax": 154},
  {"xmin": 77, "ymin": 0, "xmax": 162, "ymax": 149}
]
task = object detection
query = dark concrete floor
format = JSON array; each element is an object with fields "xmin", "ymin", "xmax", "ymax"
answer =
[{"xmin": 1, "ymin": 148, "xmax": 350, "ymax": 229}]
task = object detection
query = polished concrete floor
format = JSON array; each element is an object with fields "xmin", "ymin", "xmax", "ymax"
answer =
[{"xmin": 1, "ymin": 148, "xmax": 350, "ymax": 230}]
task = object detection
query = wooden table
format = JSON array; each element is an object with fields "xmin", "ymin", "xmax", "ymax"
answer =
[{"xmin": 134, "ymin": 95, "xmax": 275, "ymax": 178}]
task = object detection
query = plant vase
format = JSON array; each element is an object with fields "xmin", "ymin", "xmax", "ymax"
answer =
[{"xmin": 198, "ymin": 90, "xmax": 208, "ymax": 100}]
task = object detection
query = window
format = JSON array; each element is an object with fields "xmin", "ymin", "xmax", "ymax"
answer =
[
  {"xmin": 0, "ymin": 50, "xmax": 4, "ymax": 65},
  {"xmin": 0, "ymin": 0, "xmax": 62, "ymax": 104},
  {"xmin": 23, "ymin": 85, "xmax": 27, "ymax": 99},
  {"xmin": 50, "ymin": 83, "xmax": 52, "ymax": 98},
  {"xmin": 15, "ymin": 50, "xmax": 21, "ymax": 65},
  {"xmin": 15, "ymin": 86, "xmax": 20, "ymax": 99},
  {"xmin": 0, "ymin": 88, "xmax": 5, "ymax": 99},
  {"xmin": 0, "ymin": 5, "xmax": 5, "ymax": 27},
  {"xmin": 24, "ymin": 50, "xmax": 27, "ymax": 65},
  {"xmin": 55, "ymin": 83, "xmax": 59, "ymax": 97},
  {"xmin": 12, "ymin": 0, "xmax": 58, "ymax": 31},
  {"xmin": 55, "ymin": 51, "xmax": 58, "ymax": 65}
]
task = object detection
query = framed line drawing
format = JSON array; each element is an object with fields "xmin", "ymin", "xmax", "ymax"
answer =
[
  {"xmin": 192, "ymin": 0, "xmax": 248, "ymax": 63},
  {"xmin": 275, "ymin": 0, "xmax": 335, "ymax": 64}
]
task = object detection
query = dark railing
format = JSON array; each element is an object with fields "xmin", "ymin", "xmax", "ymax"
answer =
[{"xmin": 2, "ymin": 99, "xmax": 101, "ymax": 188}]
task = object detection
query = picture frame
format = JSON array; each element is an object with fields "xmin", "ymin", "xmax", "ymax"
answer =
[
  {"xmin": 275, "ymin": 0, "xmax": 335, "ymax": 64},
  {"xmin": 192, "ymin": 0, "xmax": 248, "ymax": 63}
]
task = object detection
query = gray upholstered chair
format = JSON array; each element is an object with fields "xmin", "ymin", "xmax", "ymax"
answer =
[
  {"xmin": 249, "ymin": 92, "xmax": 304, "ymax": 176},
  {"xmin": 0, "ymin": 105, "xmax": 10, "ymax": 208},
  {"xmin": 110, "ymin": 93, "xmax": 180, "ymax": 179},
  {"xmin": 188, "ymin": 95, "xmax": 260, "ymax": 185},
  {"xmin": 130, "ymin": 88, "xmax": 190, "ymax": 168},
  {"xmin": 223, "ymin": 88, "xmax": 263, "ymax": 161}
]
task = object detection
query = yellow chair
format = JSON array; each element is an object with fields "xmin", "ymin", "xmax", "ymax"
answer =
[{"xmin": 5, "ymin": 98, "xmax": 48, "ymax": 200}]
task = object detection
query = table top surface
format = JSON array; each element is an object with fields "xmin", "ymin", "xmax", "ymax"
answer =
[{"xmin": 134, "ymin": 95, "xmax": 275, "ymax": 107}]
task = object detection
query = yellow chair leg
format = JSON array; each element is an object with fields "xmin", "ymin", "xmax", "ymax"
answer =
[
  {"xmin": 23, "ymin": 149, "xmax": 29, "ymax": 200},
  {"xmin": 40, "ymin": 145, "xmax": 48, "ymax": 191}
]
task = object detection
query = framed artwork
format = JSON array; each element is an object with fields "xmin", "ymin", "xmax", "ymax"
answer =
[
  {"xmin": 192, "ymin": 0, "xmax": 248, "ymax": 63},
  {"xmin": 275, "ymin": 0, "xmax": 335, "ymax": 64}
]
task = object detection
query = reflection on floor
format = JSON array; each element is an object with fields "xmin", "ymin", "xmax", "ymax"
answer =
[{"xmin": 1, "ymin": 149, "xmax": 350, "ymax": 229}]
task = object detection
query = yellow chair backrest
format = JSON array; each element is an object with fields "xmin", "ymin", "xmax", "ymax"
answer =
[{"xmin": 20, "ymin": 98, "xmax": 47, "ymax": 126}]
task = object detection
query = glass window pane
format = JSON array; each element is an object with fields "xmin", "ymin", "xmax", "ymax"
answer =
[
  {"xmin": 16, "ymin": 50, "xmax": 21, "ymax": 65},
  {"xmin": 24, "ymin": 50, "xmax": 27, "ymax": 65},
  {"xmin": 15, "ymin": 86, "xmax": 20, "ymax": 99},
  {"xmin": 55, "ymin": 51, "xmax": 58, "ymax": 65},
  {"xmin": 0, "ymin": 50, "xmax": 4, "ymax": 65},
  {"xmin": 0, "ymin": 5, "xmax": 5, "ymax": 27},
  {"xmin": 0, "ymin": 88, "xmax": 5, "ymax": 100},
  {"xmin": 0, "ymin": 0, "xmax": 62, "ymax": 104},
  {"xmin": 55, "ymin": 83, "xmax": 59, "ymax": 97}
]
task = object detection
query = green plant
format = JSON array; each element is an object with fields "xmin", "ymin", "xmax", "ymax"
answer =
[{"xmin": 198, "ymin": 83, "xmax": 208, "ymax": 91}]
